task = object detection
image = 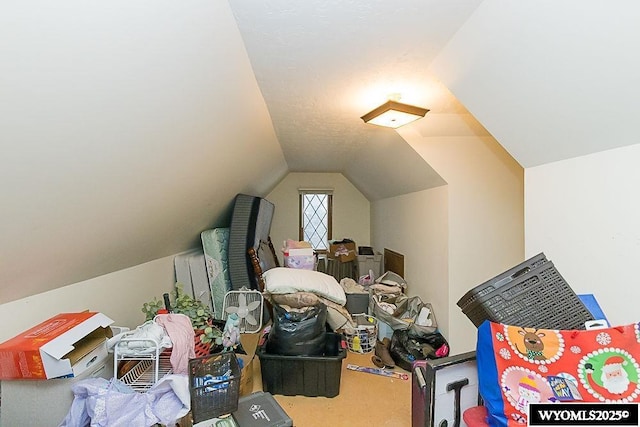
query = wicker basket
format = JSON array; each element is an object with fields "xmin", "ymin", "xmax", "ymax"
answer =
[{"xmin": 343, "ymin": 314, "xmax": 378, "ymax": 354}]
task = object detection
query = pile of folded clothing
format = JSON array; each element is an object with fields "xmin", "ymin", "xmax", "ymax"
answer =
[{"xmin": 261, "ymin": 267, "xmax": 356, "ymax": 355}]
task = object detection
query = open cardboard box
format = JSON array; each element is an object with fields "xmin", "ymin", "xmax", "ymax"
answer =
[
  {"xmin": 329, "ymin": 241, "xmax": 357, "ymax": 262},
  {"xmin": 0, "ymin": 311, "xmax": 114, "ymax": 379},
  {"xmin": 238, "ymin": 332, "xmax": 260, "ymax": 396}
]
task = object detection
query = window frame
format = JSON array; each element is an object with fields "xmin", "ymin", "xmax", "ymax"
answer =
[{"xmin": 298, "ymin": 189, "xmax": 333, "ymax": 253}]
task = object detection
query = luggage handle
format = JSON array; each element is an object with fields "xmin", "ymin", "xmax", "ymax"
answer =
[
  {"xmin": 414, "ymin": 365, "xmax": 426, "ymax": 389},
  {"xmin": 493, "ymin": 266, "xmax": 530, "ymax": 288}
]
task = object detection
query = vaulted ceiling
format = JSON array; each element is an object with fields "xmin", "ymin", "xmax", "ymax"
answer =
[
  {"xmin": 2, "ymin": 0, "xmax": 639, "ymax": 304},
  {"xmin": 227, "ymin": 0, "xmax": 485, "ymax": 199},
  {"xmin": 229, "ymin": 0, "xmax": 640, "ymax": 176}
]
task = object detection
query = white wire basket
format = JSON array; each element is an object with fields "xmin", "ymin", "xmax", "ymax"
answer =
[{"xmin": 343, "ymin": 314, "xmax": 378, "ymax": 354}]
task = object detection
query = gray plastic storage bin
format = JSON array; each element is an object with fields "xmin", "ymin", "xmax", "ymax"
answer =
[
  {"xmin": 457, "ymin": 253, "xmax": 594, "ymax": 330},
  {"xmin": 232, "ymin": 391, "xmax": 292, "ymax": 427},
  {"xmin": 345, "ymin": 292, "xmax": 369, "ymax": 315},
  {"xmin": 357, "ymin": 253, "xmax": 382, "ymax": 278}
]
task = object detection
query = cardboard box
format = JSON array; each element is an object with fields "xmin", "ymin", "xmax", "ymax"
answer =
[
  {"xmin": 237, "ymin": 333, "xmax": 259, "ymax": 397},
  {"xmin": 283, "ymin": 247, "xmax": 315, "ymax": 270},
  {"xmin": 1, "ymin": 353, "xmax": 113, "ymax": 426},
  {"xmin": 283, "ymin": 247, "xmax": 313, "ymax": 256},
  {"xmin": 237, "ymin": 353, "xmax": 254, "ymax": 397},
  {"xmin": 329, "ymin": 242, "xmax": 357, "ymax": 263},
  {"xmin": 284, "ymin": 254, "xmax": 316, "ymax": 270},
  {"xmin": 0, "ymin": 311, "xmax": 114, "ymax": 379}
]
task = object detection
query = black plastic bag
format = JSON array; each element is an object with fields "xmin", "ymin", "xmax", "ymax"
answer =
[
  {"xmin": 265, "ymin": 303, "xmax": 328, "ymax": 356},
  {"xmin": 389, "ymin": 329, "xmax": 450, "ymax": 371}
]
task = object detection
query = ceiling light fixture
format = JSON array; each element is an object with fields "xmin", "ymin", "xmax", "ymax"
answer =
[{"xmin": 360, "ymin": 100, "xmax": 429, "ymax": 129}]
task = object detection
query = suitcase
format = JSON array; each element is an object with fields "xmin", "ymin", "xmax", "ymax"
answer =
[{"xmin": 412, "ymin": 352, "xmax": 479, "ymax": 427}]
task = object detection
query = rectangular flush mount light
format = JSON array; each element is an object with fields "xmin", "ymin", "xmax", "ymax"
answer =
[{"xmin": 361, "ymin": 100, "xmax": 429, "ymax": 129}]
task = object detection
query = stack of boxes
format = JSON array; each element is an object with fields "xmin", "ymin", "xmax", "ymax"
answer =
[{"xmin": 282, "ymin": 241, "xmax": 315, "ymax": 270}]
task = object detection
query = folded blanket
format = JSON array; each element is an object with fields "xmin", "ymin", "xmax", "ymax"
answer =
[{"xmin": 340, "ymin": 277, "xmax": 367, "ymax": 294}]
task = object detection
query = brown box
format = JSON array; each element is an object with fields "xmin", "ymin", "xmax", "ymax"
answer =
[
  {"xmin": 329, "ymin": 242, "xmax": 357, "ymax": 262},
  {"xmin": 237, "ymin": 354, "xmax": 254, "ymax": 396},
  {"xmin": 237, "ymin": 332, "xmax": 259, "ymax": 396}
]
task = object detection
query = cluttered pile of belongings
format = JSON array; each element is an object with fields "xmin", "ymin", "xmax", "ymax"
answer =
[
  {"xmin": 61, "ymin": 313, "xmax": 200, "ymax": 426},
  {"xmin": 368, "ymin": 272, "xmax": 450, "ymax": 371},
  {"xmin": 261, "ymin": 267, "xmax": 354, "ymax": 355}
]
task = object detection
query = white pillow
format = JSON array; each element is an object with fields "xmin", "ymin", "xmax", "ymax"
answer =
[{"xmin": 263, "ymin": 267, "xmax": 346, "ymax": 305}]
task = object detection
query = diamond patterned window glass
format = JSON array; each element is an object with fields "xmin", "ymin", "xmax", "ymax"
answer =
[{"xmin": 302, "ymin": 193, "xmax": 329, "ymax": 250}]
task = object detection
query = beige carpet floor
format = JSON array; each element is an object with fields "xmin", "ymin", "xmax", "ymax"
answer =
[{"xmin": 252, "ymin": 349, "xmax": 412, "ymax": 427}]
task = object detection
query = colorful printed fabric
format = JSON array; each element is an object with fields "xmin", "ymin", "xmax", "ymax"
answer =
[{"xmin": 477, "ymin": 320, "xmax": 640, "ymax": 427}]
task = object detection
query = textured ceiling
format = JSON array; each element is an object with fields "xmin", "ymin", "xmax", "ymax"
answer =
[
  {"xmin": 229, "ymin": 0, "xmax": 640, "ymax": 190},
  {"xmin": 228, "ymin": 0, "xmax": 487, "ymax": 199}
]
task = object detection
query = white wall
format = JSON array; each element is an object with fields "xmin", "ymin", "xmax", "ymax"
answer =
[
  {"xmin": 0, "ymin": 254, "xmax": 178, "ymax": 342},
  {"xmin": 431, "ymin": 1, "xmax": 640, "ymax": 169},
  {"xmin": 0, "ymin": 0, "xmax": 287, "ymax": 304},
  {"xmin": 266, "ymin": 173, "xmax": 370, "ymax": 263},
  {"xmin": 388, "ymin": 127, "xmax": 524, "ymax": 353},
  {"xmin": 525, "ymin": 143, "xmax": 640, "ymax": 327},
  {"xmin": 371, "ymin": 186, "xmax": 450, "ymax": 339}
]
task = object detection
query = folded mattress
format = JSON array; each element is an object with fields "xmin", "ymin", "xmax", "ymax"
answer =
[
  {"xmin": 201, "ymin": 227, "xmax": 232, "ymax": 319},
  {"xmin": 228, "ymin": 194, "xmax": 275, "ymax": 290}
]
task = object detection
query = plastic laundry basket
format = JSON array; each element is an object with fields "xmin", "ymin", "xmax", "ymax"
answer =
[{"xmin": 343, "ymin": 314, "xmax": 378, "ymax": 354}]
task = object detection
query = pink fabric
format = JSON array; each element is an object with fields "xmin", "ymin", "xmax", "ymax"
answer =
[{"xmin": 155, "ymin": 314, "xmax": 195, "ymax": 375}]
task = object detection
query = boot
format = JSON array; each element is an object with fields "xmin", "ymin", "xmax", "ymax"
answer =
[{"xmin": 374, "ymin": 337, "xmax": 395, "ymax": 369}]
